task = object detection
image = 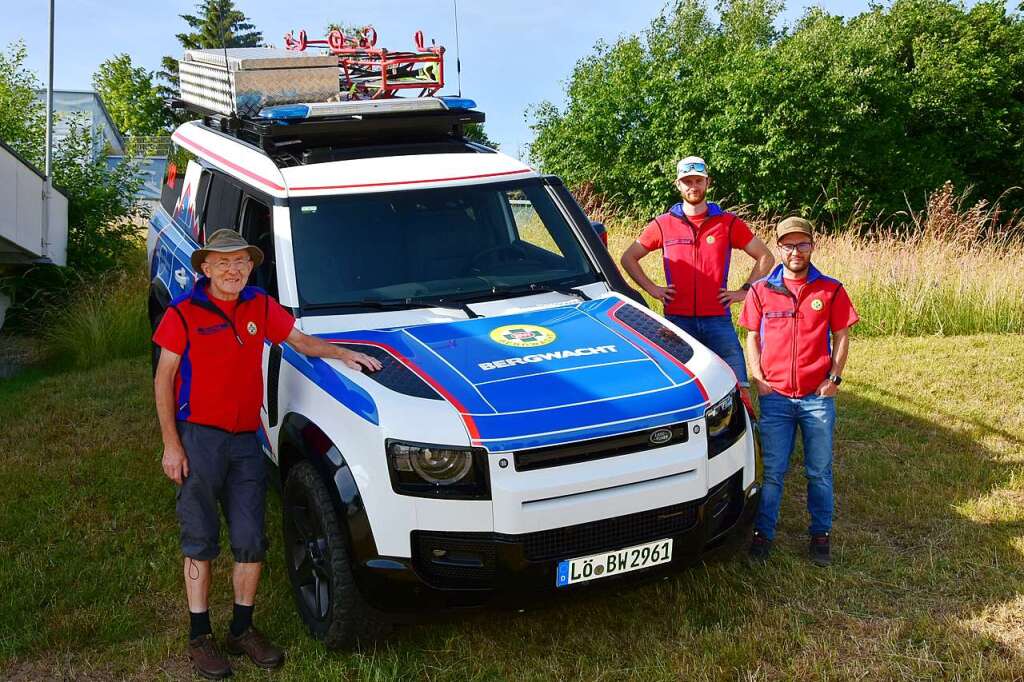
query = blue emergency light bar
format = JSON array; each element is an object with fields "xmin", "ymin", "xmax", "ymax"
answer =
[{"xmin": 258, "ymin": 96, "xmax": 477, "ymax": 121}]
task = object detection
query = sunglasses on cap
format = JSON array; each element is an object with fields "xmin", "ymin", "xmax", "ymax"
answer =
[{"xmin": 678, "ymin": 162, "xmax": 707, "ymax": 174}]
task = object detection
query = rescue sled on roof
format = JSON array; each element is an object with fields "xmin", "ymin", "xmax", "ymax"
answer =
[{"xmin": 284, "ymin": 26, "xmax": 445, "ymax": 99}]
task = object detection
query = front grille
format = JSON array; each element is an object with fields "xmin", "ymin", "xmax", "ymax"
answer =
[
  {"xmin": 612, "ymin": 304, "xmax": 694, "ymax": 363},
  {"xmin": 514, "ymin": 423, "xmax": 688, "ymax": 472},
  {"xmin": 411, "ymin": 474, "xmax": 747, "ymax": 588},
  {"xmin": 336, "ymin": 343, "xmax": 442, "ymax": 400},
  {"xmin": 519, "ymin": 499, "xmax": 700, "ymax": 561}
]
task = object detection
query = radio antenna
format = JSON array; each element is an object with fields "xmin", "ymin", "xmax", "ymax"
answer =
[
  {"xmin": 219, "ymin": 8, "xmax": 236, "ymax": 119},
  {"xmin": 452, "ymin": 0, "xmax": 463, "ymax": 97}
]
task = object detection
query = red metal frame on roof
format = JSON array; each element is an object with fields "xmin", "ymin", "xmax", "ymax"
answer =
[{"xmin": 283, "ymin": 26, "xmax": 445, "ymax": 99}]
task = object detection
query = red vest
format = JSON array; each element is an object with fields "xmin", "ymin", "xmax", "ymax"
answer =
[
  {"xmin": 740, "ymin": 265, "xmax": 858, "ymax": 397},
  {"xmin": 159, "ymin": 281, "xmax": 289, "ymax": 432},
  {"xmin": 641, "ymin": 204, "xmax": 751, "ymax": 316}
]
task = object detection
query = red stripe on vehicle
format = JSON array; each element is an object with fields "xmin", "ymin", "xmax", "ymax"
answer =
[
  {"xmin": 325, "ymin": 338, "xmax": 481, "ymax": 441},
  {"xmin": 172, "ymin": 132, "xmax": 287, "ymax": 192},
  {"xmin": 605, "ymin": 301, "xmax": 709, "ymax": 401},
  {"xmin": 290, "ymin": 168, "xmax": 534, "ymax": 191}
]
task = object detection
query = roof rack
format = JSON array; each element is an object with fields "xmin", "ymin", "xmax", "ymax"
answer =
[{"xmin": 178, "ymin": 97, "xmax": 485, "ymax": 165}]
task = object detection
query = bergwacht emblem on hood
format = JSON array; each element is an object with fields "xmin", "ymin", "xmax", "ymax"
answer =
[{"xmin": 489, "ymin": 324, "xmax": 557, "ymax": 348}]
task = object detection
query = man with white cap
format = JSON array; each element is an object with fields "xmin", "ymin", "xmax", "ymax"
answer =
[
  {"xmin": 620, "ymin": 156, "xmax": 774, "ymax": 402},
  {"xmin": 153, "ymin": 229, "xmax": 381, "ymax": 678}
]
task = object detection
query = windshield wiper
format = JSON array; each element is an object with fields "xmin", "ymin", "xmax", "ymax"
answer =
[
  {"xmin": 302, "ymin": 298, "xmax": 480, "ymax": 318},
  {"xmin": 482, "ymin": 282, "xmax": 592, "ymax": 302}
]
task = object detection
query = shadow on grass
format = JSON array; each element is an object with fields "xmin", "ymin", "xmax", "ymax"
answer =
[
  {"xmin": 252, "ymin": 389, "xmax": 1024, "ymax": 680},
  {"xmin": 1, "ymin": 359, "xmax": 1023, "ymax": 680}
]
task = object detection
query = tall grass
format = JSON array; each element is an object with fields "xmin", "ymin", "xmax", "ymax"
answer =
[
  {"xmin": 599, "ymin": 183, "xmax": 1024, "ymax": 337},
  {"xmin": 40, "ymin": 256, "xmax": 150, "ymax": 370}
]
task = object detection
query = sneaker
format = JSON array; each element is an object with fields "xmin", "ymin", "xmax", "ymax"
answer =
[
  {"xmin": 748, "ymin": 530, "xmax": 772, "ymax": 562},
  {"xmin": 224, "ymin": 626, "xmax": 285, "ymax": 670},
  {"xmin": 809, "ymin": 533, "xmax": 831, "ymax": 567},
  {"xmin": 187, "ymin": 634, "xmax": 233, "ymax": 680}
]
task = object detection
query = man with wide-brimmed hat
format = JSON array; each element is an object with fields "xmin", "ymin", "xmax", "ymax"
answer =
[
  {"xmin": 153, "ymin": 229, "xmax": 381, "ymax": 678},
  {"xmin": 739, "ymin": 217, "xmax": 859, "ymax": 567}
]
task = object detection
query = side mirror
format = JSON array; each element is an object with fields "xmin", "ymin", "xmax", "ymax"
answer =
[{"xmin": 590, "ymin": 221, "xmax": 608, "ymax": 247}]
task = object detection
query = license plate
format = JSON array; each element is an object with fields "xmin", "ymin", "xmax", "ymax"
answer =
[{"xmin": 556, "ymin": 538, "xmax": 673, "ymax": 587}]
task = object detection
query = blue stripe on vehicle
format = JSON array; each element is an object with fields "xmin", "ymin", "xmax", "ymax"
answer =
[
  {"xmin": 280, "ymin": 344, "xmax": 379, "ymax": 425},
  {"xmin": 475, "ymin": 406, "xmax": 706, "ymax": 452}
]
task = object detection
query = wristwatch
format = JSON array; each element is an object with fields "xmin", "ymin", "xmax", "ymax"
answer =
[
  {"xmin": 741, "ymin": 282, "xmax": 752, "ymax": 292},
  {"xmin": 828, "ymin": 374, "xmax": 842, "ymax": 385}
]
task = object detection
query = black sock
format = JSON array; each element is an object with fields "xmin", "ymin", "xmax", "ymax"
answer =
[
  {"xmin": 189, "ymin": 610, "xmax": 212, "ymax": 640},
  {"xmin": 230, "ymin": 603, "xmax": 254, "ymax": 637}
]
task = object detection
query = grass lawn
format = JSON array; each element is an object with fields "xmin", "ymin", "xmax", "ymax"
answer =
[{"xmin": 1, "ymin": 335, "xmax": 1023, "ymax": 681}]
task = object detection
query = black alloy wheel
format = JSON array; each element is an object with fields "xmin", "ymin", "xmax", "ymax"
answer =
[{"xmin": 281, "ymin": 460, "xmax": 388, "ymax": 648}]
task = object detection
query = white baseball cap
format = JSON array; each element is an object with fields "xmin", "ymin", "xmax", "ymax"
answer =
[{"xmin": 677, "ymin": 156, "xmax": 708, "ymax": 179}]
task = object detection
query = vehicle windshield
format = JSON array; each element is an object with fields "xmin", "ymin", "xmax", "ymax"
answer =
[{"xmin": 289, "ymin": 178, "xmax": 599, "ymax": 312}]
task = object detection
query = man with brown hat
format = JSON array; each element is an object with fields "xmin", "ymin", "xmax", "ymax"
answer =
[
  {"xmin": 153, "ymin": 229, "xmax": 381, "ymax": 678},
  {"xmin": 739, "ymin": 217, "xmax": 859, "ymax": 567}
]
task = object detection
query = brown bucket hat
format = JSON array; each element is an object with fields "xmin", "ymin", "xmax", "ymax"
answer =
[{"xmin": 191, "ymin": 229, "xmax": 264, "ymax": 272}]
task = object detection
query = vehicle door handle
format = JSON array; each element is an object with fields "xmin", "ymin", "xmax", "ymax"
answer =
[{"xmin": 174, "ymin": 268, "xmax": 189, "ymax": 289}]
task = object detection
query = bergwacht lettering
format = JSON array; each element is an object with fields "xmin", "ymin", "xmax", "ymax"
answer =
[{"xmin": 478, "ymin": 345, "xmax": 618, "ymax": 371}]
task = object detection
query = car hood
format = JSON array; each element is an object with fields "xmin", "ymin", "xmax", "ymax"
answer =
[{"xmin": 318, "ymin": 296, "xmax": 712, "ymax": 451}]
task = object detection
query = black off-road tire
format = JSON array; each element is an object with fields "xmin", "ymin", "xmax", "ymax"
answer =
[{"xmin": 282, "ymin": 460, "xmax": 390, "ymax": 648}]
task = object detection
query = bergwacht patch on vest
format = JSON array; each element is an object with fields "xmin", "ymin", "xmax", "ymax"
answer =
[
  {"xmin": 247, "ymin": 321, "xmax": 258, "ymax": 335},
  {"xmin": 810, "ymin": 299, "xmax": 824, "ymax": 311},
  {"xmin": 706, "ymin": 235, "xmax": 716, "ymax": 244}
]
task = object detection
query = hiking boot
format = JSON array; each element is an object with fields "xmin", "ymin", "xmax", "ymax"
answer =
[
  {"xmin": 224, "ymin": 626, "xmax": 285, "ymax": 669},
  {"xmin": 187, "ymin": 634, "xmax": 233, "ymax": 680},
  {"xmin": 747, "ymin": 530, "xmax": 772, "ymax": 563},
  {"xmin": 810, "ymin": 533, "xmax": 831, "ymax": 567}
]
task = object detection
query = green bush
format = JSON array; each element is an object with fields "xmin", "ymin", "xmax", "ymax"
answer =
[
  {"xmin": 530, "ymin": 0, "xmax": 1024, "ymax": 222},
  {"xmin": 40, "ymin": 259, "xmax": 150, "ymax": 370}
]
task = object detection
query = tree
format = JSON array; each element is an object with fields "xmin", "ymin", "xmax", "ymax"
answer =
[
  {"xmin": 93, "ymin": 54, "xmax": 170, "ymax": 138},
  {"xmin": 464, "ymin": 122, "xmax": 499, "ymax": 149},
  {"xmin": 158, "ymin": 0, "xmax": 263, "ymax": 106},
  {"xmin": 530, "ymin": 0, "xmax": 1024, "ymax": 223},
  {"xmin": 0, "ymin": 41, "xmax": 46, "ymax": 166},
  {"xmin": 0, "ymin": 41, "xmax": 142, "ymax": 316}
]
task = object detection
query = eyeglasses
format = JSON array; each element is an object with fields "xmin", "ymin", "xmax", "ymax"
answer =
[
  {"xmin": 778, "ymin": 242, "xmax": 813, "ymax": 253},
  {"xmin": 207, "ymin": 258, "xmax": 253, "ymax": 273},
  {"xmin": 678, "ymin": 162, "xmax": 706, "ymax": 173}
]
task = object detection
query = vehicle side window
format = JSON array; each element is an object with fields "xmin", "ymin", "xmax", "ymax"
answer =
[
  {"xmin": 240, "ymin": 196, "xmax": 276, "ymax": 295},
  {"xmin": 159, "ymin": 143, "xmax": 196, "ymax": 217},
  {"xmin": 201, "ymin": 172, "xmax": 243, "ymax": 241},
  {"xmin": 159, "ymin": 163, "xmax": 183, "ymax": 216}
]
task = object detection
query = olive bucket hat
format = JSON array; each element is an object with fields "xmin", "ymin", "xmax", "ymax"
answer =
[{"xmin": 190, "ymin": 229, "xmax": 264, "ymax": 271}]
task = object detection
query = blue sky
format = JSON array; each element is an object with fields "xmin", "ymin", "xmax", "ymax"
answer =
[{"xmin": 0, "ymin": 0, "xmax": 952, "ymax": 159}]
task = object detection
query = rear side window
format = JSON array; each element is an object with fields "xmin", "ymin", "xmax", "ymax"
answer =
[{"xmin": 202, "ymin": 173, "xmax": 243, "ymax": 238}]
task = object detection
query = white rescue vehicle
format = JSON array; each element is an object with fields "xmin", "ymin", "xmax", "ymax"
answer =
[{"xmin": 147, "ymin": 41, "xmax": 761, "ymax": 647}]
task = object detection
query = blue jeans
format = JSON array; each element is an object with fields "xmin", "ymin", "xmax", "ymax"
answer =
[
  {"xmin": 755, "ymin": 393, "xmax": 836, "ymax": 540},
  {"xmin": 667, "ymin": 314, "xmax": 749, "ymax": 386}
]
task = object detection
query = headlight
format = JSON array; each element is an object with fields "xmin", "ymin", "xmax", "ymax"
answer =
[
  {"xmin": 705, "ymin": 387, "xmax": 746, "ymax": 459},
  {"xmin": 386, "ymin": 440, "xmax": 490, "ymax": 499},
  {"xmin": 705, "ymin": 391, "xmax": 736, "ymax": 438}
]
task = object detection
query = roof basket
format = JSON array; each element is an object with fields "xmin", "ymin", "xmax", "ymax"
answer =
[{"xmin": 283, "ymin": 26, "xmax": 445, "ymax": 99}]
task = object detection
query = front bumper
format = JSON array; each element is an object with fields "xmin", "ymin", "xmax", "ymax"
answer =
[{"xmin": 354, "ymin": 470, "xmax": 760, "ymax": 614}]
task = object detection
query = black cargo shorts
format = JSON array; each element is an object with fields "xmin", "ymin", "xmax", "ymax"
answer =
[{"xmin": 175, "ymin": 422, "xmax": 268, "ymax": 563}]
